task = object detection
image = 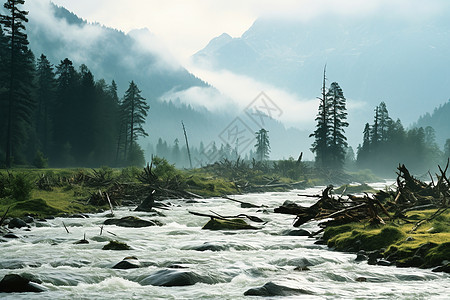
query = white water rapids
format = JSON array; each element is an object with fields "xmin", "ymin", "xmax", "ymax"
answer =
[{"xmin": 1, "ymin": 184, "xmax": 449, "ymax": 299}]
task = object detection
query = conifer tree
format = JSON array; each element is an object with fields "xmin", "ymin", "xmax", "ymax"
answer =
[
  {"xmin": 1, "ymin": 0, "xmax": 35, "ymax": 167},
  {"xmin": 310, "ymin": 66, "xmax": 330, "ymax": 168},
  {"xmin": 327, "ymin": 82, "xmax": 348, "ymax": 169},
  {"xmin": 255, "ymin": 128, "xmax": 270, "ymax": 161},
  {"xmin": 35, "ymin": 54, "xmax": 56, "ymax": 155},
  {"xmin": 121, "ymin": 81, "xmax": 149, "ymax": 161}
]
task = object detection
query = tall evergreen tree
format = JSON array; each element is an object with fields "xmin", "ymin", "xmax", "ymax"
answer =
[
  {"xmin": 54, "ymin": 58, "xmax": 78, "ymax": 165},
  {"xmin": 327, "ymin": 82, "xmax": 348, "ymax": 169},
  {"xmin": 255, "ymin": 128, "xmax": 270, "ymax": 161},
  {"xmin": 1, "ymin": 0, "xmax": 35, "ymax": 167},
  {"xmin": 309, "ymin": 66, "xmax": 330, "ymax": 168},
  {"xmin": 121, "ymin": 81, "xmax": 149, "ymax": 161},
  {"xmin": 35, "ymin": 54, "xmax": 56, "ymax": 155}
]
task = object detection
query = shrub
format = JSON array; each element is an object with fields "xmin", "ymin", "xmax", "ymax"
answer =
[{"xmin": 33, "ymin": 150, "xmax": 48, "ymax": 169}]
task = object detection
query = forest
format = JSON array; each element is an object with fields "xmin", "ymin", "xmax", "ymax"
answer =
[{"xmin": 1, "ymin": 0, "xmax": 449, "ymax": 177}]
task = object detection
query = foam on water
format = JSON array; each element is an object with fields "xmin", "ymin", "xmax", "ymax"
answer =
[{"xmin": 0, "ymin": 185, "xmax": 448, "ymax": 299}]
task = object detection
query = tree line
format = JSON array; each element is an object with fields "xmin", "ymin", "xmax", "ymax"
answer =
[
  {"xmin": 0, "ymin": 0, "xmax": 148, "ymax": 168},
  {"xmin": 309, "ymin": 66, "xmax": 449, "ymax": 175}
]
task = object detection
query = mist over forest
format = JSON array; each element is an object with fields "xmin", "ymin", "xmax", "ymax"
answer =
[{"xmin": 1, "ymin": 0, "xmax": 449, "ymax": 176}]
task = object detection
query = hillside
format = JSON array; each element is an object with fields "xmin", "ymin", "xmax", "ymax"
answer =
[
  {"xmin": 193, "ymin": 16, "xmax": 450, "ymax": 126},
  {"xmin": 414, "ymin": 100, "xmax": 450, "ymax": 147}
]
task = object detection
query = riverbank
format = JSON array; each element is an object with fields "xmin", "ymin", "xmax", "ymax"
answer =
[{"xmin": 0, "ymin": 158, "xmax": 378, "ymax": 219}]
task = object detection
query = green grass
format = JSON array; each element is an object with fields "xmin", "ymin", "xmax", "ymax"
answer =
[{"xmin": 323, "ymin": 209, "xmax": 450, "ymax": 267}]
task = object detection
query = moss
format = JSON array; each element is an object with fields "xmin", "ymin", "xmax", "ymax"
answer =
[
  {"xmin": 424, "ymin": 242, "xmax": 450, "ymax": 266},
  {"xmin": 102, "ymin": 240, "xmax": 131, "ymax": 250},
  {"xmin": 202, "ymin": 218, "xmax": 259, "ymax": 230},
  {"xmin": 8, "ymin": 198, "xmax": 63, "ymax": 217},
  {"xmin": 325, "ymin": 225, "xmax": 405, "ymax": 251}
]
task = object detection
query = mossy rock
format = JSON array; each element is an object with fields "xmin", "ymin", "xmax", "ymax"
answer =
[
  {"xmin": 424, "ymin": 242, "xmax": 450, "ymax": 266},
  {"xmin": 102, "ymin": 240, "xmax": 131, "ymax": 250},
  {"xmin": 202, "ymin": 218, "xmax": 259, "ymax": 230},
  {"xmin": 326, "ymin": 225, "xmax": 405, "ymax": 252}
]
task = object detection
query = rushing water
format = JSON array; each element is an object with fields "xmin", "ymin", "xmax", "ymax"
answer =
[{"xmin": 1, "ymin": 184, "xmax": 449, "ymax": 299}]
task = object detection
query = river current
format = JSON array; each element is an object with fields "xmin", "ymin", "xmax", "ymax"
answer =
[{"xmin": 0, "ymin": 184, "xmax": 448, "ymax": 299}]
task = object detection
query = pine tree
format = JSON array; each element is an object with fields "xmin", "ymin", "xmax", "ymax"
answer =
[
  {"xmin": 54, "ymin": 58, "xmax": 78, "ymax": 165},
  {"xmin": 327, "ymin": 82, "xmax": 348, "ymax": 169},
  {"xmin": 255, "ymin": 128, "xmax": 270, "ymax": 161},
  {"xmin": 35, "ymin": 54, "xmax": 56, "ymax": 155},
  {"xmin": 1, "ymin": 0, "xmax": 35, "ymax": 167},
  {"xmin": 310, "ymin": 66, "xmax": 330, "ymax": 168},
  {"xmin": 121, "ymin": 81, "xmax": 149, "ymax": 162}
]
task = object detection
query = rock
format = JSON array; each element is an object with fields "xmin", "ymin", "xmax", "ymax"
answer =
[
  {"xmin": 74, "ymin": 238, "xmax": 89, "ymax": 245},
  {"xmin": 113, "ymin": 256, "xmax": 141, "ymax": 269},
  {"xmin": 22, "ymin": 216, "xmax": 34, "ymax": 223},
  {"xmin": 282, "ymin": 229, "xmax": 311, "ymax": 236},
  {"xmin": 274, "ymin": 200, "xmax": 309, "ymax": 215},
  {"xmin": 355, "ymin": 253, "xmax": 369, "ymax": 262},
  {"xmin": 294, "ymin": 266, "xmax": 310, "ymax": 271},
  {"xmin": 397, "ymin": 255, "xmax": 424, "ymax": 268},
  {"xmin": 376, "ymin": 260, "xmax": 393, "ymax": 266},
  {"xmin": 135, "ymin": 192, "xmax": 155, "ymax": 212},
  {"xmin": 244, "ymin": 282, "xmax": 314, "ymax": 297},
  {"xmin": 3, "ymin": 233, "xmax": 20, "ymax": 239},
  {"xmin": 104, "ymin": 216, "xmax": 162, "ymax": 227},
  {"xmin": 8, "ymin": 218, "xmax": 28, "ymax": 229},
  {"xmin": 139, "ymin": 269, "xmax": 205, "ymax": 287},
  {"xmin": 102, "ymin": 240, "xmax": 131, "ymax": 250},
  {"xmin": 432, "ymin": 263, "xmax": 450, "ymax": 273},
  {"xmin": 202, "ymin": 218, "xmax": 258, "ymax": 230},
  {"xmin": 356, "ymin": 277, "xmax": 367, "ymax": 282},
  {"xmin": 189, "ymin": 242, "xmax": 227, "ymax": 252},
  {"xmin": 0, "ymin": 274, "xmax": 46, "ymax": 293}
]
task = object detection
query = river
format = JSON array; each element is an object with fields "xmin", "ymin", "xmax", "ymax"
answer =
[{"xmin": 1, "ymin": 184, "xmax": 448, "ymax": 299}]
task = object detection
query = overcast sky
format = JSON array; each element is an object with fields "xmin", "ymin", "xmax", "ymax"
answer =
[{"xmin": 50, "ymin": 0, "xmax": 448, "ymax": 63}]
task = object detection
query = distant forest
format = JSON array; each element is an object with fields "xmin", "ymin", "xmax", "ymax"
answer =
[{"xmin": 1, "ymin": 0, "xmax": 449, "ymax": 175}]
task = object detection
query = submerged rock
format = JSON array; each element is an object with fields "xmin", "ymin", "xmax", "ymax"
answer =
[
  {"xmin": 244, "ymin": 281, "xmax": 314, "ymax": 297},
  {"xmin": 139, "ymin": 269, "xmax": 208, "ymax": 287},
  {"xmin": 102, "ymin": 240, "xmax": 131, "ymax": 250},
  {"xmin": 202, "ymin": 218, "xmax": 258, "ymax": 230},
  {"xmin": 104, "ymin": 216, "xmax": 162, "ymax": 227},
  {"xmin": 113, "ymin": 256, "xmax": 141, "ymax": 269},
  {"xmin": 0, "ymin": 274, "xmax": 46, "ymax": 293},
  {"xmin": 282, "ymin": 229, "xmax": 311, "ymax": 236}
]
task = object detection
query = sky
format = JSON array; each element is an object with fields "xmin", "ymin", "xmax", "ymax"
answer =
[{"xmin": 50, "ymin": 0, "xmax": 448, "ymax": 64}]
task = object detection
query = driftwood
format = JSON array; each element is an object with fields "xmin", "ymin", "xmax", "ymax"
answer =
[
  {"xmin": 222, "ymin": 195, "xmax": 264, "ymax": 208},
  {"xmin": 189, "ymin": 210, "xmax": 264, "ymax": 223},
  {"xmin": 0, "ymin": 206, "xmax": 10, "ymax": 227},
  {"xmin": 277, "ymin": 163, "xmax": 449, "ymax": 230}
]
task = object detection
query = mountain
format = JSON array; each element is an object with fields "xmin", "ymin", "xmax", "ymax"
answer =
[
  {"xmin": 24, "ymin": 2, "xmax": 309, "ymax": 161},
  {"xmin": 193, "ymin": 15, "xmax": 450, "ymax": 126},
  {"xmin": 414, "ymin": 100, "xmax": 450, "ymax": 147},
  {"xmin": 28, "ymin": 4, "xmax": 207, "ymax": 98}
]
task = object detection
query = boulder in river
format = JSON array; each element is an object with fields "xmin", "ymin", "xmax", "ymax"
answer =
[
  {"xmin": 102, "ymin": 240, "xmax": 131, "ymax": 250},
  {"xmin": 139, "ymin": 269, "xmax": 209, "ymax": 286},
  {"xmin": 0, "ymin": 274, "xmax": 46, "ymax": 293},
  {"xmin": 113, "ymin": 256, "xmax": 141, "ymax": 269},
  {"xmin": 104, "ymin": 216, "xmax": 162, "ymax": 227},
  {"xmin": 244, "ymin": 281, "xmax": 314, "ymax": 297},
  {"xmin": 202, "ymin": 218, "xmax": 258, "ymax": 230},
  {"xmin": 8, "ymin": 218, "xmax": 28, "ymax": 229},
  {"xmin": 281, "ymin": 229, "xmax": 311, "ymax": 236}
]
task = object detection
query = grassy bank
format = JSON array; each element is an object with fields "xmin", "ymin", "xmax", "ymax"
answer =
[{"xmin": 323, "ymin": 209, "xmax": 450, "ymax": 268}]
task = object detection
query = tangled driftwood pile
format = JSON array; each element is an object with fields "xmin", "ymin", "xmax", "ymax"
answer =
[{"xmin": 275, "ymin": 160, "xmax": 449, "ymax": 232}]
